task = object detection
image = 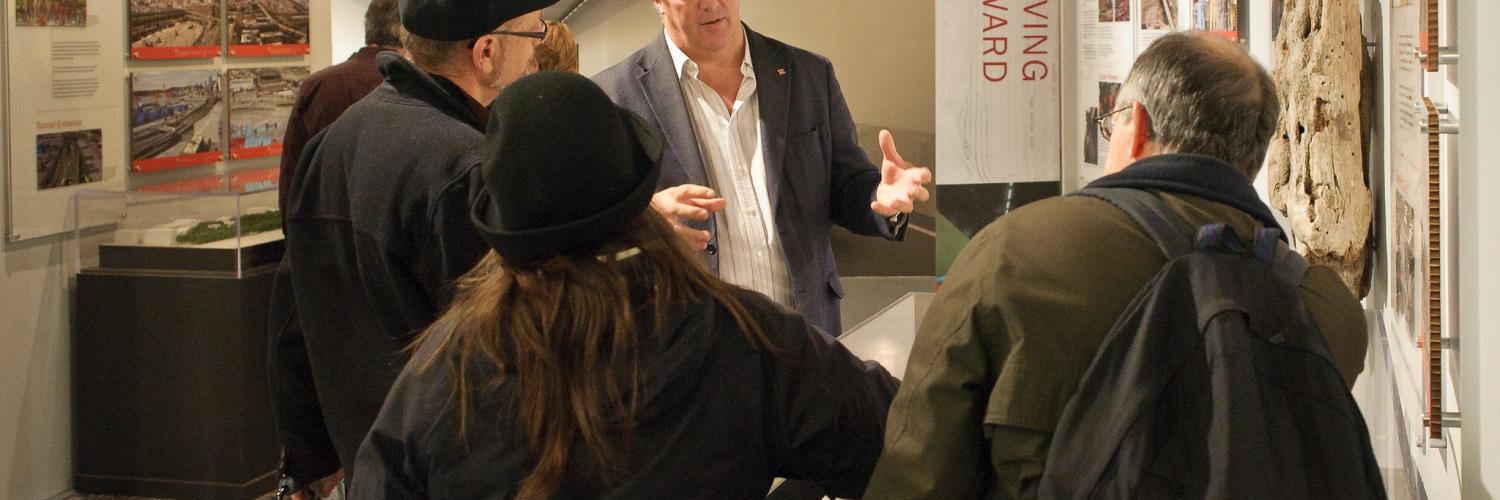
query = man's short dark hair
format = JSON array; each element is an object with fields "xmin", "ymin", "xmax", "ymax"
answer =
[
  {"xmin": 366, "ymin": 0, "xmax": 402, "ymax": 48},
  {"xmin": 1119, "ymin": 32, "xmax": 1280, "ymax": 179}
]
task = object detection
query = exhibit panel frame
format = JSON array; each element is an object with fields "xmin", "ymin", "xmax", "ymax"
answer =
[
  {"xmin": 3, "ymin": 0, "xmax": 129, "ymax": 242},
  {"xmin": 1368, "ymin": 0, "xmax": 1465, "ymax": 496},
  {"xmin": 128, "ymin": 0, "xmax": 224, "ymax": 61}
]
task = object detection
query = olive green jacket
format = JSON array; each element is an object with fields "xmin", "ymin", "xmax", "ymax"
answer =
[{"xmin": 864, "ymin": 189, "xmax": 1368, "ymax": 500}]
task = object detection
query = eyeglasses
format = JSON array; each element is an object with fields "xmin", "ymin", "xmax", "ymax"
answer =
[
  {"xmin": 467, "ymin": 22, "xmax": 549, "ymax": 47},
  {"xmin": 1095, "ymin": 105, "xmax": 1130, "ymax": 141}
]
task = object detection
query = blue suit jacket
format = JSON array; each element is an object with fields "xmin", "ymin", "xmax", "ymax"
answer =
[
  {"xmin": 594, "ymin": 24, "xmax": 900, "ymax": 334},
  {"xmin": 595, "ymin": 26, "xmax": 904, "ymax": 336}
]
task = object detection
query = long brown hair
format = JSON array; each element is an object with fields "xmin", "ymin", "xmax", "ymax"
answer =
[{"xmin": 412, "ymin": 210, "xmax": 779, "ymax": 498}]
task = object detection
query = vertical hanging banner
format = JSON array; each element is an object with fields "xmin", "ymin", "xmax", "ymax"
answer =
[
  {"xmin": 934, "ymin": 0, "xmax": 1062, "ymax": 277},
  {"xmin": 937, "ymin": 0, "xmax": 1061, "ymax": 185}
]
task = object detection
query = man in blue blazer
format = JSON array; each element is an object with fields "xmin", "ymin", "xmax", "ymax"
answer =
[{"xmin": 593, "ymin": 0, "xmax": 931, "ymax": 337}]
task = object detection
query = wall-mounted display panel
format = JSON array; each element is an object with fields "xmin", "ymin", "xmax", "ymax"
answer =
[
  {"xmin": 129, "ymin": 69, "xmax": 225, "ymax": 172},
  {"xmin": 128, "ymin": 0, "xmax": 222, "ymax": 60},
  {"xmin": 225, "ymin": 0, "xmax": 309, "ymax": 57},
  {"xmin": 227, "ymin": 65, "xmax": 307, "ymax": 160},
  {"xmin": 4, "ymin": 0, "xmax": 127, "ymax": 241}
]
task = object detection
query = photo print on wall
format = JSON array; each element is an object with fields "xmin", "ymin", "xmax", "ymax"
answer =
[
  {"xmin": 228, "ymin": 66, "xmax": 309, "ymax": 159},
  {"xmin": 1391, "ymin": 190, "xmax": 1423, "ymax": 348},
  {"xmin": 1097, "ymin": 0, "xmax": 1132, "ymax": 23},
  {"xmin": 36, "ymin": 129, "xmax": 103, "ymax": 190},
  {"xmin": 227, "ymin": 0, "xmax": 310, "ymax": 57},
  {"xmin": 16, "ymin": 0, "xmax": 87, "ymax": 27},
  {"xmin": 131, "ymin": 70, "xmax": 225, "ymax": 172},
  {"xmin": 1141, "ymin": 0, "xmax": 1177, "ymax": 30},
  {"xmin": 129, "ymin": 0, "xmax": 222, "ymax": 60},
  {"xmin": 1192, "ymin": 0, "xmax": 1242, "ymax": 41}
]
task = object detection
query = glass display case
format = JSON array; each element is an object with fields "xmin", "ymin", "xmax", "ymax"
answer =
[
  {"xmin": 73, "ymin": 189, "xmax": 283, "ymax": 277},
  {"xmin": 69, "ymin": 188, "xmax": 282, "ymax": 498}
]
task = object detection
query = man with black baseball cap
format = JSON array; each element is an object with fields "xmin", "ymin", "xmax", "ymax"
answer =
[{"xmin": 268, "ymin": 0, "xmax": 557, "ymax": 496}]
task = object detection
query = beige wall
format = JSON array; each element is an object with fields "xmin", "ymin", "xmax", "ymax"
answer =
[
  {"xmin": 569, "ymin": 0, "xmax": 936, "ymax": 141},
  {"xmin": 1459, "ymin": 0, "xmax": 1500, "ymax": 497},
  {"xmin": 0, "ymin": 4, "xmax": 333, "ymax": 497}
]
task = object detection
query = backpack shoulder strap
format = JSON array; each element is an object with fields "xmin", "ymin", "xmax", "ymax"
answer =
[{"xmin": 1073, "ymin": 187, "xmax": 1196, "ymax": 260}]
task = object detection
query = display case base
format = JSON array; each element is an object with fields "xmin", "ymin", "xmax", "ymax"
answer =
[{"xmin": 73, "ymin": 261, "xmax": 280, "ymax": 500}]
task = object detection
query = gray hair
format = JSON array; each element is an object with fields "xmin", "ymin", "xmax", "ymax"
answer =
[
  {"xmin": 365, "ymin": 0, "xmax": 402, "ymax": 48},
  {"xmin": 1118, "ymin": 32, "xmax": 1280, "ymax": 179}
]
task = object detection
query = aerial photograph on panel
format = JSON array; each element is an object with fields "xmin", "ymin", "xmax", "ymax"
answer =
[
  {"xmin": 226, "ymin": 0, "xmax": 310, "ymax": 56},
  {"xmin": 131, "ymin": 70, "xmax": 225, "ymax": 171},
  {"xmin": 129, "ymin": 0, "xmax": 222, "ymax": 59},
  {"xmin": 36, "ymin": 129, "xmax": 103, "ymax": 190},
  {"xmin": 16, "ymin": 0, "xmax": 87, "ymax": 27},
  {"xmin": 228, "ymin": 66, "xmax": 309, "ymax": 159}
]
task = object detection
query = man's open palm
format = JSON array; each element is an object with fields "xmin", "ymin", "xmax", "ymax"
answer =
[{"xmin": 872, "ymin": 129, "xmax": 933, "ymax": 217}]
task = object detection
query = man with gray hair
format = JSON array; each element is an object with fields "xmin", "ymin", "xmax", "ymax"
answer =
[{"xmin": 864, "ymin": 32, "xmax": 1367, "ymax": 498}]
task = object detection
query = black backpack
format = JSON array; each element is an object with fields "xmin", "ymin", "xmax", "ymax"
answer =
[{"xmin": 1037, "ymin": 188, "xmax": 1385, "ymax": 499}]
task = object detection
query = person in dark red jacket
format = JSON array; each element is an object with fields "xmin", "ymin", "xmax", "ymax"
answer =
[{"xmin": 277, "ymin": 0, "xmax": 401, "ymax": 214}]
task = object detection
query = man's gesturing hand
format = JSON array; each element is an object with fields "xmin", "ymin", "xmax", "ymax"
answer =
[
  {"xmin": 651, "ymin": 184, "xmax": 726, "ymax": 250},
  {"xmin": 872, "ymin": 129, "xmax": 933, "ymax": 217}
]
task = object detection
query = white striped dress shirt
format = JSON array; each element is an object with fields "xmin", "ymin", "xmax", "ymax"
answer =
[{"xmin": 665, "ymin": 33, "xmax": 795, "ymax": 308}]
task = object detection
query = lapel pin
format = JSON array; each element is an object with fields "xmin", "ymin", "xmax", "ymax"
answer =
[{"xmin": 777, "ymin": 68, "xmax": 787, "ymax": 76}]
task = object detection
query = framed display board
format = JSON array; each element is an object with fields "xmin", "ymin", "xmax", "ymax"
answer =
[
  {"xmin": 4, "ymin": 0, "xmax": 129, "ymax": 241},
  {"xmin": 129, "ymin": 69, "xmax": 226, "ymax": 171},
  {"xmin": 226, "ymin": 65, "xmax": 308, "ymax": 160},
  {"xmin": 225, "ymin": 0, "xmax": 309, "ymax": 57},
  {"xmin": 129, "ymin": 0, "xmax": 223, "ymax": 60}
]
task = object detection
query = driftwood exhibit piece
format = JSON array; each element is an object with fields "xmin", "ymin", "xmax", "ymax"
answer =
[{"xmin": 1269, "ymin": 0, "xmax": 1373, "ymax": 297}]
